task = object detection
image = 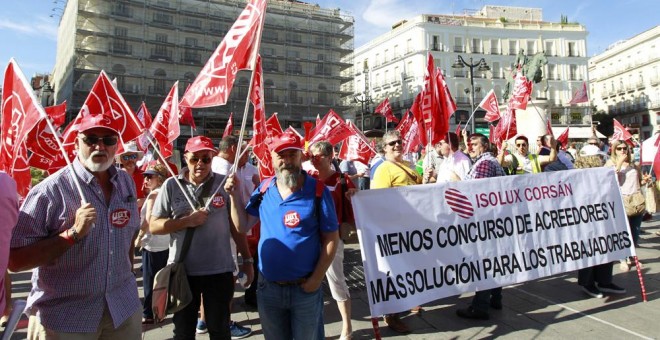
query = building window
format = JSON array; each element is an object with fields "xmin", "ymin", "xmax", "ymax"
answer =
[
  {"xmin": 490, "ymin": 39, "xmax": 499, "ymax": 54},
  {"xmin": 526, "ymin": 40, "xmax": 535, "ymax": 55},
  {"xmin": 568, "ymin": 42, "xmax": 577, "ymax": 57},
  {"xmin": 152, "ymin": 69, "xmax": 167, "ymax": 95},
  {"xmin": 155, "ymin": 33, "xmax": 168, "ymax": 43},
  {"xmin": 115, "ymin": 27, "xmax": 128, "ymax": 37},
  {"xmin": 508, "ymin": 40, "xmax": 517, "ymax": 55},
  {"xmin": 185, "ymin": 37, "xmax": 197, "ymax": 47},
  {"xmin": 264, "ymin": 79, "xmax": 275, "ymax": 102},
  {"xmin": 472, "ymin": 38, "xmax": 482, "ymax": 54},
  {"xmin": 545, "ymin": 40, "xmax": 555, "ymax": 56},
  {"xmin": 318, "ymin": 84, "xmax": 328, "ymax": 105},
  {"xmin": 288, "ymin": 82, "xmax": 299, "ymax": 104},
  {"xmin": 454, "ymin": 37, "xmax": 464, "ymax": 53},
  {"xmin": 432, "ymin": 36, "xmax": 440, "ymax": 51}
]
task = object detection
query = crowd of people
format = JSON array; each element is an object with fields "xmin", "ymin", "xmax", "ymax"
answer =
[{"xmin": 0, "ymin": 113, "xmax": 652, "ymax": 339}]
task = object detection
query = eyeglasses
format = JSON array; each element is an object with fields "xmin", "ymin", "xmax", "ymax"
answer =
[
  {"xmin": 311, "ymin": 153, "xmax": 328, "ymax": 160},
  {"xmin": 588, "ymin": 142, "xmax": 599, "ymax": 146},
  {"xmin": 387, "ymin": 140, "xmax": 403, "ymax": 146},
  {"xmin": 80, "ymin": 135, "xmax": 118, "ymax": 146},
  {"xmin": 121, "ymin": 154, "xmax": 138, "ymax": 161},
  {"xmin": 616, "ymin": 146, "xmax": 628, "ymax": 151},
  {"xmin": 516, "ymin": 143, "xmax": 527, "ymax": 147},
  {"xmin": 187, "ymin": 156, "xmax": 212, "ymax": 164}
]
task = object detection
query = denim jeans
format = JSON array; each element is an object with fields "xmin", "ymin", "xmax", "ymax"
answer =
[
  {"xmin": 172, "ymin": 272, "xmax": 234, "ymax": 340},
  {"xmin": 257, "ymin": 274, "xmax": 324, "ymax": 340},
  {"xmin": 628, "ymin": 213, "xmax": 643, "ymax": 246},
  {"xmin": 142, "ymin": 249, "xmax": 169, "ymax": 319}
]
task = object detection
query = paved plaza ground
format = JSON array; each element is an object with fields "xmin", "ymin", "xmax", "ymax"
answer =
[{"xmin": 3, "ymin": 218, "xmax": 660, "ymax": 339}]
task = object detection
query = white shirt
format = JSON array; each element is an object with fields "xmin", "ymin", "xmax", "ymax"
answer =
[{"xmin": 435, "ymin": 150, "xmax": 471, "ymax": 182}]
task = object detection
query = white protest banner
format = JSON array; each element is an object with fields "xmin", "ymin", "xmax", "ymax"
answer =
[{"xmin": 351, "ymin": 168, "xmax": 633, "ymax": 317}]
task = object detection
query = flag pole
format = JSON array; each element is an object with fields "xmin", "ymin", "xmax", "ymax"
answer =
[
  {"xmin": 144, "ymin": 134, "xmax": 197, "ymax": 211},
  {"xmin": 232, "ymin": 6, "xmax": 266, "ymax": 174}
]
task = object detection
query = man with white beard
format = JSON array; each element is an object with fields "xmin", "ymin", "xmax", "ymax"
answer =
[
  {"xmin": 245, "ymin": 130, "xmax": 339, "ymax": 339},
  {"xmin": 9, "ymin": 114, "xmax": 143, "ymax": 338}
]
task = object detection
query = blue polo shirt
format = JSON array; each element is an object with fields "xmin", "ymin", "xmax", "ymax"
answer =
[{"xmin": 246, "ymin": 172, "xmax": 338, "ymax": 281}]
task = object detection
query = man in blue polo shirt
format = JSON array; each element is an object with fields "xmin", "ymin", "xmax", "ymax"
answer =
[{"xmin": 245, "ymin": 130, "xmax": 339, "ymax": 339}]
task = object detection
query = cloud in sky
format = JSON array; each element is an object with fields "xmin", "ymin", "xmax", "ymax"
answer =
[{"xmin": 0, "ymin": 16, "xmax": 57, "ymax": 41}]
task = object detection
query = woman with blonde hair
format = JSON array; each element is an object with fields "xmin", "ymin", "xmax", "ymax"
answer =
[
  {"xmin": 136, "ymin": 163, "xmax": 170, "ymax": 324},
  {"xmin": 605, "ymin": 139, "xmax": 652, "ymax": 271}
]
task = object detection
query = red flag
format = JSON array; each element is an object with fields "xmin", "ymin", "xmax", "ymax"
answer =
[
  {"xmin": 252, "ymin": 142, "xmax": 274, "ymax": 180},
  {"xmin": 409, "ymin": 93, "xmax": 427, "ymax": 147},
  {"xmin": 338, "ymin": 121, "xmax": 375, "ymax": 165},
  {"xmin": 612, "ymin": 118, "xmax": 633, "ymax": 142},
  {"xmin": 308, "ymin": 109, "xmax": 353, "ymax": 146},
  {"xmin": 556, "ymin": 127, "xmax": 570, "ymax": 149},
  {"xmin": 495, "ymin": 107, "xmax": 518, "ymax": 141},
  {"xmin": 489, "ymin": 124, "xmax": 497, "ymax": 144},
  {"xmin": 374, "ymin": 98, "xmax": 399, "ymax": 123},
  {"xmin": 437, "ymin": 67, "xmax": 457, "ymax": 118},
  {"xmin": 508, "ymin": 71, "xmax": 533, "ymax": 110},
  {"xmin": 45, "ymin": 101, "xmax": 67, "ymax": 127},
  {"xmin": 78, "ymin": 70, "xmax": 143, "ymax": 143},
  {"xmin": 478, "ymin": 89, "xmax": 501, "ymax": 122},
  {"xmin": 316, "ymin": 114, "xmax": 321, "ymax": 126},
  {"xmin": 455, "ymin": 123, "xmax": 462, "ymax": 136},
  {"xmin": 303, "ymin": 121, "xmax": 314, "ymax": 144},
  {"xmin": 396, "ymin": 111, "xmax": 422, "ymax": 155},
  {"xmin": 179, "ymin": 0, "xmax": 267, "ymax": 108},
  {"xmin": 136, "ymin": 102, "xmax": 153, "ymax": 152},
  {"xmin": 1, "ymin": 59, "xmax": 47, "ymax": 196},
  {"xmin": 250, "ymin": 54, "xmax": 267, "ymax": 144},
  {"xmin": 266, "ymin": 113, "xmax": 283, "ymax": 138},
  {"xmin": 545, "ymin": 119, "xmax": 554, "ymax": 137},
  {"xmin": 223, "ymin": 112, "xmax": 234, "ymax": 138},
  {"xmin": 149, "ymin": 82, "xmax": 180, "ymax": 158},
  {"xmin": 569, "ymin": 82, "xmax": 589, "ymax": 105}
]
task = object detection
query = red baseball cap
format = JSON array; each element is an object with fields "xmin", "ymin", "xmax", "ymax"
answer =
[
  {"xmin": 268, "ymin": 131, "xmax": 304, "ymax": 153},
  {"xmin": 185, "ymin": 136, "xmax": 218, "ymax": 153},
  {"xmin": 78, "ymin": 114, "xmax": 119, "ymax": 134}
]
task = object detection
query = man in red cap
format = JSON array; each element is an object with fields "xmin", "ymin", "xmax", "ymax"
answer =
[
  {"xmin": 150, "ymin": 135, "xmax": 253, "ymax": 340},
  {"xmin": 9, "ymin": 114, "xmax": 143, "ymax": 338},
  {"xmin": 244, "ymin": 130, "xmax": 339, "ymax": 339}
]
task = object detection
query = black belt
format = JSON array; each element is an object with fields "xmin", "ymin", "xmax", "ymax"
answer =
[{"xmin": 273, "ymin": 277, "xmax": 308, "ymax": 286}]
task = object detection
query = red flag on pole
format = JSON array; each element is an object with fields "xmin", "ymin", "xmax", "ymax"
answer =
[
  {"xmin": 455, "ymin": 122, "xmax": 462, "ymax": 136},
  {"xmin": 136, "ymin": 102, "xmax": 153, "ymax": 152},
  {"xmin": 250, "ymin": 54, "xmax": 267, "ymax": 144},
  {"xmin": 79, "ymin": 70, "xmax": 144, "ymax": 143},
  {"xmin": 266, "ymin": 113, "xmax": 283, "ymax": 138},
  {"xmin": 556, "ymin": 127, "xmax": 570, "ymax": 149},
  {"xmin": 338, "ymin": 121, "xmax": 375, "ymax": 165},
  {"xmin": 478, "ymin": 89, "xmax": 501, "ymax": 122},
  {"xmin": 494, "ymin": 107, "xmax": 518, "ymax": 141},
  {"xmin": 308, "ymin": 109, "xmax": 353, "ymax": 146},
  {"xmin": 545, "ymin": 119, "xmax": 554, "ymax": 137},
  {"xmin": 149, "ymin": 82, "xmax": 180, "ymax": 158},
  {"xmin": 508, "ymin": 71, "xmax": 533, "ymax": 110},
  {"xmin": 569, "ymin": 82, "xmax": 589, "ymax": 105},
  {"xmin": 409, "ymin": 93, "xmax": 427, "ymax": 147},
  {"xmin": 437, "ymin": 67, "xmax": 457, "ymax": 118},
  {"xmin": 45, "ymin": 101, "xmax": 67, "ymax": 127},
  {"xmin": 252, "ymin": 142, "xmax": 274, "ymax": 180},
  {"xmin": 612, "ymin": 118, "xmax": 633, "ymax": 142},
  {"xmin": 374, "ymin": 98, "xmax": 399, "ymax": 123},
  {"xmin": 179, "ymin": 0, "xmax": 267, "ymax": 108},
  {"xmin": 223, "ymin": 112, "xmax": 234, "ymax": 138},
  {"xmin": 1, "ymin": 59, "xmax": 47, "ymax": 196},
  {"xmin": 396, "ymin": 111, "xmax": 422, "ymax": 156}
]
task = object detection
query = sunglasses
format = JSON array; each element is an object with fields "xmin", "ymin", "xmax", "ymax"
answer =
[
  {"xmin": 387, "ymin": 140, "xmax": 403, "ymax": 146},
  {"xmin": 81, "ymin": 135, "xmax": 118, "ymax": 146},
  {"xmin": 121, "ymin": 154, "xmax": 138, "ymax": 161},
  {"xmin": 616, "ymin": 146, "xmax": 628, "ymax": 151},
  {"xmin": 188, "ymin": 156, "xmax": 212, "ymax": 164},
  {"xmin": 144, "ymin": 174, "xmax": 154, "ymax": 179},
  {"xmin": 311, "ymin": 153, "xmax": 328, "ymax": 160},
  {"xmin": 588, "ymin": 142, "xmax": 599, "ymax": 146},
  {"xmin": 516, "ymin": 143, "xmax": 527, "ymax": 147}
]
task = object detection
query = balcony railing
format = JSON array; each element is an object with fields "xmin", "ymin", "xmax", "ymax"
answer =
[
  {"xmin": 453, "ymin": 45, "xmax": 465, "ymax": 53},
  {"xmin": 108, "ymin": 42, "xmax": 132, "ymax": 55},
  {"xmin": 150, "ymin": 48, "xmax": 172, "ymax": 61},
  {"xmin": 490, "ymin": 48, "xmax": 500, "ymax": 55}
]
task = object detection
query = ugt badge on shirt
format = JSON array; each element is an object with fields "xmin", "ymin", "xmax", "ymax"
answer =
[
  {"xmin": 211, "ymin": 194, "xmax": 226, "ymax": 208},
  {"xmin": 283, "ymin": 210, "xmax": 300, "ymax": 228},
  {"xmin": 111, "ymin": 208, "xmax": 131, "ymax": 228}
]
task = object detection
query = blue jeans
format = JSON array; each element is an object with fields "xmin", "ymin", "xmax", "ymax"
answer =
[
  {"xmin": 257, "ymin": 274, "xmax": 324, "ymax": 340},
  {"xmin": 142, "ymin": 249, "xmax": 169, "ymax": 318},
  {"xmin": 628, "ymin": 213, "xmax": 643, "ymax": 246}
]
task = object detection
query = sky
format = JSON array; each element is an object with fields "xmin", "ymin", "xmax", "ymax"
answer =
[{"xmin": 0, "ymin": 0, "xmax": 658, "ymax": 80}]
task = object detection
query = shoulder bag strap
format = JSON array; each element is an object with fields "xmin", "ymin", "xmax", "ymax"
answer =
[
  {"xmin": 387, "ymin": 160, "xmax": 419, "ymax": 183},
  {"xmin": 178, "ymin": 177, "xmax": 215, "ymax": 263}
]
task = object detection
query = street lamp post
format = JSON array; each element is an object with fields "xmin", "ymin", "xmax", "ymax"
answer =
[
  {"xmin": 452, "ymin": 55, "xmax": 490, "ymax": 134},
  {"xmin": 353, "ymin": 93, "xmax": 372, "ymax": 132}
]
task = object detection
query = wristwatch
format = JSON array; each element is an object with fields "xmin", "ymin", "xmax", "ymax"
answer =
[{"xmin": 243, "ymin": 258, "xmax": 254, "ymax": 264}]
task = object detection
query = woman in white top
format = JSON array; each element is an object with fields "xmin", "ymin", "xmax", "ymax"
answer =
[
  {"xmin": 136, "ymin": 163, "xmax": 170, "ymax": 324},
  {"xmin": 605, "ymin": 140, "xmax": 652, "ymax": 271}
]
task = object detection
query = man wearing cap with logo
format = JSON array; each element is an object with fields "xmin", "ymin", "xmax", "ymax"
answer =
[
  {"xmin": 150, "ymin": 135, "xmax": 253, "ymax": 340},
  {"xmin": 245, "ymin": 130, "xmax": 339, "ymax": 339},
  {"xmin": 9, "ymin": 114, "xmax": 143, "ymax": 338},
  {"xmin": 116, "ymin": 141, "xmax": 146, "ymax": 205}
]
